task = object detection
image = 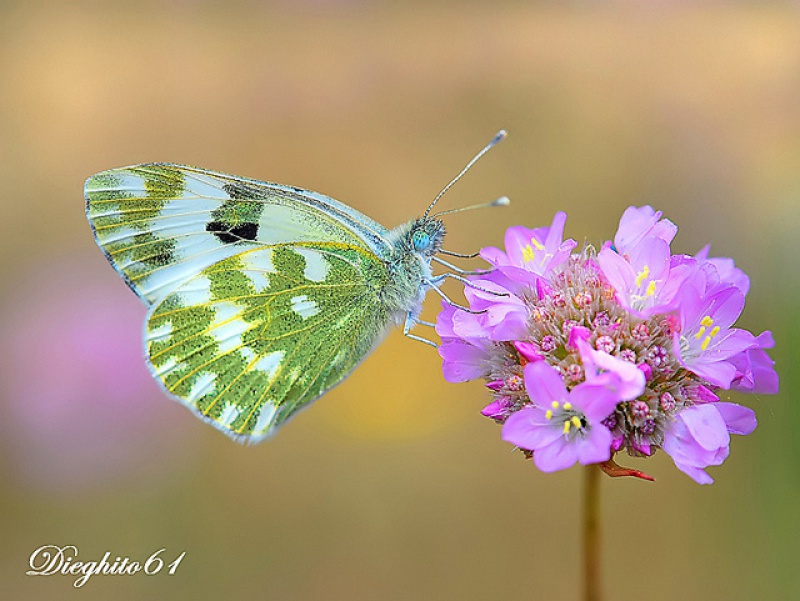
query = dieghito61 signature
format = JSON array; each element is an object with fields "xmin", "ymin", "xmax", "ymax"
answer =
[{"xmin": 27, "ymin": 545, "xmax": 186, "ymax": 587}]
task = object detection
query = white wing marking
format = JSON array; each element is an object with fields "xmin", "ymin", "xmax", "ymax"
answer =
[{"xmin": 187, "ymin": 372, "xmax": 217, "ymax": 404}]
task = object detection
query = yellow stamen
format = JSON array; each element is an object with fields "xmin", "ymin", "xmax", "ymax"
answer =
[
  {"xmin": 545, "ymin": 409, "xmax": 553, "ymax": 420},
  {"xmin": 551, "ymin": 401, "xmax": 560, "ymax": 409},
  {"xmin": 563, "ymin": 420, "xmax": 571, "ymax": 434},
  {"xmin": 522, "ymin": 245, "xmax": 536, "ymax": 263},
  {"xmin": 571, "ymin": 416, "xmax": 582, "ymax": 429},
  {"xmin": 563, "ymin": 402, "xmax": 572, "ymax": 410},
  {"xmin": 635, "ymin": 265, "xmax": 650, "ymax": 288},
  {"xmin": 645, "ymin": 280, "xmax": 657, "ymax": 297},
  {"xmin": 530, "ymin": 237, "xmax": 545, "ymax": 251},
  {"xmin": 696, "ymin": 318, "xmax": 719, "ymax": 348}
]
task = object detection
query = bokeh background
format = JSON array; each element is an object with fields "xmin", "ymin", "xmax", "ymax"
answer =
[{"xmin": 1, "ymin": 1, "xmax": 798, "ymax": 599}]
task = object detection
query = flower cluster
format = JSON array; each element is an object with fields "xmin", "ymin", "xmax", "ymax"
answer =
[{"xmin": 437, "ymin": 207, "xmax": 778, "ymax": 484}]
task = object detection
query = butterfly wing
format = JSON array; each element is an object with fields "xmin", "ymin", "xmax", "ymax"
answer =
[
  {"xmin": 145, "ymin": 242, "xmax": 395, "ymax": 443},
  {"xmin": 85, "ymin": 163, "xmax": 392, "ymax": 305}
]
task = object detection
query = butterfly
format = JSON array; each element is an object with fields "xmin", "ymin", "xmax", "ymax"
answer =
[{"xmin": 85, "ymin": 131, "xmax": 507, "ymax": 444}]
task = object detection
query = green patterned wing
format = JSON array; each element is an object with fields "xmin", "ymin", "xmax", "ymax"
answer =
[
  {"xmin": 145, "ymin": 241, "xmax": 393, "ymax": 443},
  {"xmin": 85, "ymin": 164, "xmax": 391, "ymax": 305}
]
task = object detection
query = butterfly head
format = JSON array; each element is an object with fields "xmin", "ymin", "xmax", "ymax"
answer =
[{"xmin": 409, "ymin": 217, "xmax": 446, "ymax": 258}]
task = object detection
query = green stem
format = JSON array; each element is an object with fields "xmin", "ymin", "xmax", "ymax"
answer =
[{"xmin": 583, "ymin": 465, "xmax": 601, "ymax": 601}]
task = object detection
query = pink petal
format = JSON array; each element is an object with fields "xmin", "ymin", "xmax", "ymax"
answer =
[
  {"xmin": 675, "ymin": 463, "xmax": 715, "ymax": 485},
  {"xmin": 502, "ymin": 408, "xmax": 563, "ymax": 450},
  {"xmin": 567, "ymin": 326, "xmax": 591, "ymax": 350},
  {"xmin": 438, "ymin": 341, "xmax": 490, "ymax": 383},
  {"xmin": 597, "ymin": 249, "xmax": 634, "ymax": 297},
  {"xmin": 481, "ymin": 398, "xmax": 513, "ymax": 420},
  {"xmin": 533, "ymin": 439, "xmax": 580, "ymax": 472},
  {"xmin": 568, "ymin": 381, "xmax": 622, "ymax": 423},
  {"xmin": 577, "ymin": 341, "xmax": 645, "ymax": 402},
  {"xmin": 504, "ymin": 226, "xmax": 536, "ymax": 267},
  {"xmin": 715, "ymin": 402, "xmax": 757, "ymax": 436},
  {"xmin": 479, "ymin": 246, "xmax": 508, "ymax": 268},
  {"xmin": 614, "ymin": 206, "xmax": 677, "ymax": 253},
  {"xmin": 523, "ymin": 362, "xmax": 567, "ymax": 406},
  {"xmin": 543, "ymin": 211, "xmax": 568, "ymax": 250},
  {"xmin": 703, "ymin": 286, "xmax": 746, "ymax": 330},
  {"xmin": 576, "ymin": 427, "xmax": 613, "ymax": 465},
  {"xmin": 629, "ymin": 236, "xmax": 671, "ymax": 282},
  {"xmin": 514, "ymin": 340, "xmax": 542, "ymax": 363},
  {"xmin": 679, "ymin": 405, "xmax": 729, "ymax": 452},
  {"xmin": 680, "ymin": 352, "xmax": 739, "ymax": 389}
]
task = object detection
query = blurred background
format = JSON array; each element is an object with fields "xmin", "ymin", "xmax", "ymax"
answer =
[{"xmin": 1, "ymin": 1, "xmax": 798, "ymax": 599}]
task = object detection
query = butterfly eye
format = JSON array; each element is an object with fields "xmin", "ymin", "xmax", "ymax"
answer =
[{"xmin": 412, "ymin": 230, "xmax": 431, "ymax": 252}]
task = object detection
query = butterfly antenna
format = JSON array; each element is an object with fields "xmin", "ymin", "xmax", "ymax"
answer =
[
  {"xmin": 431, "ymin": 196, "xmax": 510, "ymax": 219},
  {"xmin": 422, "ymin": 129, "xmax": 507, "ymax": 218}
]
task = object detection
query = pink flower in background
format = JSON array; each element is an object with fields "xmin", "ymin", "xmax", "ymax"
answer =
[
  {"xmin": 0, "ymin": 257, "xmax": 195, "ymax": 494},
  {"xmin": 437, "ymin": 206, "xmax": 778, "ymax": 484}
]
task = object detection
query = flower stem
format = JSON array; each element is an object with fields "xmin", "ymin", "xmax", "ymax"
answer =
[{"xmin": 583, "ymin": 465, "xmax": 601, "ymax": 601}]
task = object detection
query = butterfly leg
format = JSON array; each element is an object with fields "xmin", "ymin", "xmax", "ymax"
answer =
[
  {"xmin": 434, "ymin": 272, "xmax": 508, "ymax": 297},
  {"xmin": 403, "ymin": 313, "xmax": 438, "ymax": 347},
  {"xmin": 432, "ymin": 256, "xmax": 493, "ymax": 276},
  {"xmin": 438, "ymin": 249, "xmax": 480, "ymax": 259},
  {"xmin": 427, "ymin": 279, "xmax": 486, "ymax": 315}
]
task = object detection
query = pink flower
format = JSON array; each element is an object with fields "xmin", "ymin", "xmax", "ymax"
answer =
[
  {"xmin": 436, "ymin": 205, "xmax": 777, "ymax": 483},
  {"xmin": 480, "ymin": 212, "xmax": 577, "ymax": 286},
  {"xmin": 662, "ymin": 403, "xmax": 756, "ymax": 484},
  {"xmin": 502, "ymin": 362, "xmax": 620, "ymax": 472},
  {"xmin": 672, "ymin": 282, "xmax": 756, "ymax": 388},
  {"xmin": 597, "ymin": 235, "xmax": 691, "ymax": 317},
  {"xmin": 0, "ymin": 258, "xmax": 195, "ymax": 493}
]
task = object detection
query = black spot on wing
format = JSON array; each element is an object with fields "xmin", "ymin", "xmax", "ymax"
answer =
[
  {"xmin": 207, "ymin": 183, "xmax": 266, "ymax": 244},
  {"xmin": 206, "ymin": 221, "xmax": 259, "ymax": 244}
]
